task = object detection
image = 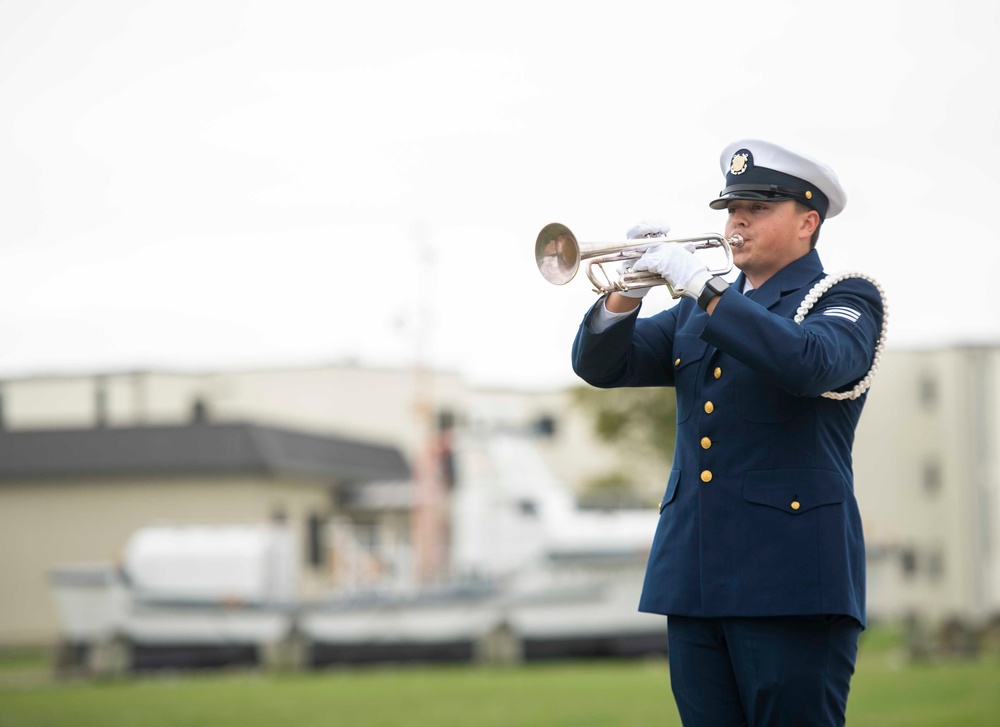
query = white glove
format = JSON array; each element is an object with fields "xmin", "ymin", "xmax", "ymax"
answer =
[
  {"xmin": 627, "ymin": 220, "xmax": 672, "ymax": 240},
  {"xmin": 617, "ymin": 220, "xmax": 673, "ymax": 299},
  {"xmin": 631, "ymin": 244, "xmax": 712, "ymax": 300}
]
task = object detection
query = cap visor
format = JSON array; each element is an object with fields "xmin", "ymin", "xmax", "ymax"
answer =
[{"xmin": 709, "ymin": 190, "xmax": 793, "ymax": 210}]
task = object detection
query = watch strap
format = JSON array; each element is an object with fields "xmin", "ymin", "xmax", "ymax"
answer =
[{"xmin": 697, "ymin": 277, "xmax": 729, "ymax": 311}]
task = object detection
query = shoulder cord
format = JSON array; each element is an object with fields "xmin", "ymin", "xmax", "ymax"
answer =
[{"xmin": 793, "ymin": 272, "xmax": 889, "ymax": 401}]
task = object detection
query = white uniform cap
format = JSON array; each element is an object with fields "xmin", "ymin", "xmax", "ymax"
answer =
[{"xmin": 709, "ymin": 139, "xmax": 846, "ymax": 220}]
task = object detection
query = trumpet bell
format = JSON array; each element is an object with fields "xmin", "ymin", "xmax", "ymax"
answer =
[{"xmin": 535, "ymin": 222, "xmax": 580, "ymax": 285}]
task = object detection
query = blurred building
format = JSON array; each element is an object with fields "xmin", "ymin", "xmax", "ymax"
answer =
[
  {"xmin": 5, "ymin": 345, "xmax": 996, "ymax": 652},
  {"xmin": 0, "ymin": 422, "xmax": 409, "ymax": 647},
  {"xmin": 854, "ymin": 344, "xmax": 1000, "ymax": 634},
  {"xmin": 0, "ymin": 363, "xmax": 649, "ymax": 648},
  {"xmin": 0, "ymin": 364, "xmax": 650, "ymax": 502}
]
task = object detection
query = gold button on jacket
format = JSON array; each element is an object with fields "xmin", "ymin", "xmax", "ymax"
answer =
[
  {"xmin": 701, "ymin": 470, "xmax": 713, "ymax": 483},
  {"xmin": 701, "ymin": 437, "xmax": 712, "ymax": 449},
  {"xmin": 704, "ymin": 401, "xmax": 715, "ymax": 414}
]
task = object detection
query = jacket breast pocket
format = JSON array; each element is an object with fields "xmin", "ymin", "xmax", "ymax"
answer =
[
  {"xmin": 659, "ymin": 470, "xmax": 681, "ymax": 513},
  {"xmin": 673, "ymin": 334, "xmax": 709, "ymax": 423}
]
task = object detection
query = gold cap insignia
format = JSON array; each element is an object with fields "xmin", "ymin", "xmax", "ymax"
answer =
[{"xmin": 730, "ymin": 152, "xmax": 749, "ymax": 175}]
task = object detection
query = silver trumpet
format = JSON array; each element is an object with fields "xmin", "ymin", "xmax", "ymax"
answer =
[{"xmin": 534, "ymin": 222, "xmax": 744, "ymax": 298}]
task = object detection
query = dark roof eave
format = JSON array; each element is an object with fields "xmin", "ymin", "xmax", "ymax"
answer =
[{"xmin": 0, "ymin": 422, "xmax": 410, "ymax": 484}]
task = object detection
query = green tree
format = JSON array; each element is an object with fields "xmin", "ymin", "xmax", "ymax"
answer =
[{"xmin": 569, "ymin": 384, "xmax": 676, "ymax": 506}]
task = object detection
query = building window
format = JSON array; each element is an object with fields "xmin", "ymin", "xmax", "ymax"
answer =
[
  {"xmin": 307, "ymin": 513, "xmax": 326, "ymax": 569},
  {"xmin": 191, "ymin": 398, "xmax": 209, "ymax": 423},
  {"xmin": 354, "ymin": 523, "xmax": 379, "ymax": 551},
  {"xmin": 922, "ymin": 460, "xmax": 942, "ymax": 495},
  {"xmin": 95, "ymin": 377, "xmax": 109, "ymax": 428},
  {"xmin": 918, "ymin": 372, "xmax": 938, "ymax": 409},
  {"xmin": 534, "ymin": 415, "xmax": 558, "ymax": 438},
  {"xmin": 925, "ymin": 549, "xmax": 945, "ymax": 581},
  {"xmin": 437, "ymin": 409, "xmax": 456, "ymax": 432},
  {"xmin": 900, "ymin": 548, "xmax": 917, "ymax": 579}
]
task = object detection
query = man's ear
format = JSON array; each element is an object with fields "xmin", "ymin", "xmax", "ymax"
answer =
[{"xmin": 799, "ymin": 209, "xmax": 820, "ymax": 240}]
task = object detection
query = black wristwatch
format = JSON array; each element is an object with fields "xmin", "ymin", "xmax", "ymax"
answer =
[{"xmin": 697, "ymin": 276, "xmax": 730, "ymax": 311}]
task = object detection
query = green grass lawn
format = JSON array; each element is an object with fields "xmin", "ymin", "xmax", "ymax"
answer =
[{"xmin": 1, "ymin": 632, "xmax": 998, "ymax": 727}]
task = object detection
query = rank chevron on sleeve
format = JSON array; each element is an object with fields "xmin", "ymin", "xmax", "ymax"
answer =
[{"xmin": 822, "ymin": 306, "xmax": 862, "ymax": 323}]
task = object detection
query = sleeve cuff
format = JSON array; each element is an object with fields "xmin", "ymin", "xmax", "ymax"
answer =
[{"xmin": 587, "ymin": 297, "xmax": 638, "ymax": 333}]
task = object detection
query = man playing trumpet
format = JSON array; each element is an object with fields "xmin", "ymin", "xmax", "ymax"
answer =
[{"xmin": 571, "ymin": 139, "xmax": 886, "ymax": 726}]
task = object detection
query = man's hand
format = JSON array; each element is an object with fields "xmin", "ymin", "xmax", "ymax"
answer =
[{"xmin": 632, "ymin": 244, "xmax": 712, "ymax": 299}]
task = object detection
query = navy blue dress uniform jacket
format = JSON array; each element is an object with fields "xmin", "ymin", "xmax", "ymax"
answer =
[{"xmin": 571, "ymin": 250, "xmax": 883, "ymax": 627}]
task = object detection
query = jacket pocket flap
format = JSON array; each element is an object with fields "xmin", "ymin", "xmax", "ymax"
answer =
[
  {"xmin": 659, "ymin": 470, "xmax": 681, "ymax": 512},
  {"xmin": 742, "ymin": 469, "xmax": 847, "ymax": 514},
  {"xmin": 672, "ymin": 334, "xmax": 709, "ymax": 372}
]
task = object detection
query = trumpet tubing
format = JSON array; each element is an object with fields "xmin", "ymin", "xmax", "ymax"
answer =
[{"xmin": 535, "ymin": 222, "xmax": 743, "ymax": 298}]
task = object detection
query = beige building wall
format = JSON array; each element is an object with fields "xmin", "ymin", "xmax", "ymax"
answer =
[
  {"xmin": 4, "ymin": 376, "xmax": 101, "ymax": 429},
  {"xmin": 3, "ymin": 372, "xmax": 204, "ymax": 430},
  {"xmin": 203, "ymin": 366, "xmax": 466, "ymax": 455},
  {"xmin": 854, "ymin": 346, "xmax": 1000, "ymax": 626},
  {"xmin": 985, "ymin": 349, "xmax": 1000, "ymax": 614},
  {"xmin": 0, "ymin": 475, "xmax": 334, "ymax": 647}
]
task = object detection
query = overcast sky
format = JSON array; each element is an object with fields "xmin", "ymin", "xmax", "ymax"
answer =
[{"xmin": 2, "ymin": 0, "xmax": 997, "ymax": 390}]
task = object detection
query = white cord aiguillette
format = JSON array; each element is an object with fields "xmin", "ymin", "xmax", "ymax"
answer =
[{"xmin": 793, "ymin": 272, "xmax": 889, "ymax": 401}]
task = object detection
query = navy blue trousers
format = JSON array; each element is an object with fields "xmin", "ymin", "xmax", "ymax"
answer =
[{"xmin": 667, "ymin": 615, "xmax": 861, "ymax": 727}]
